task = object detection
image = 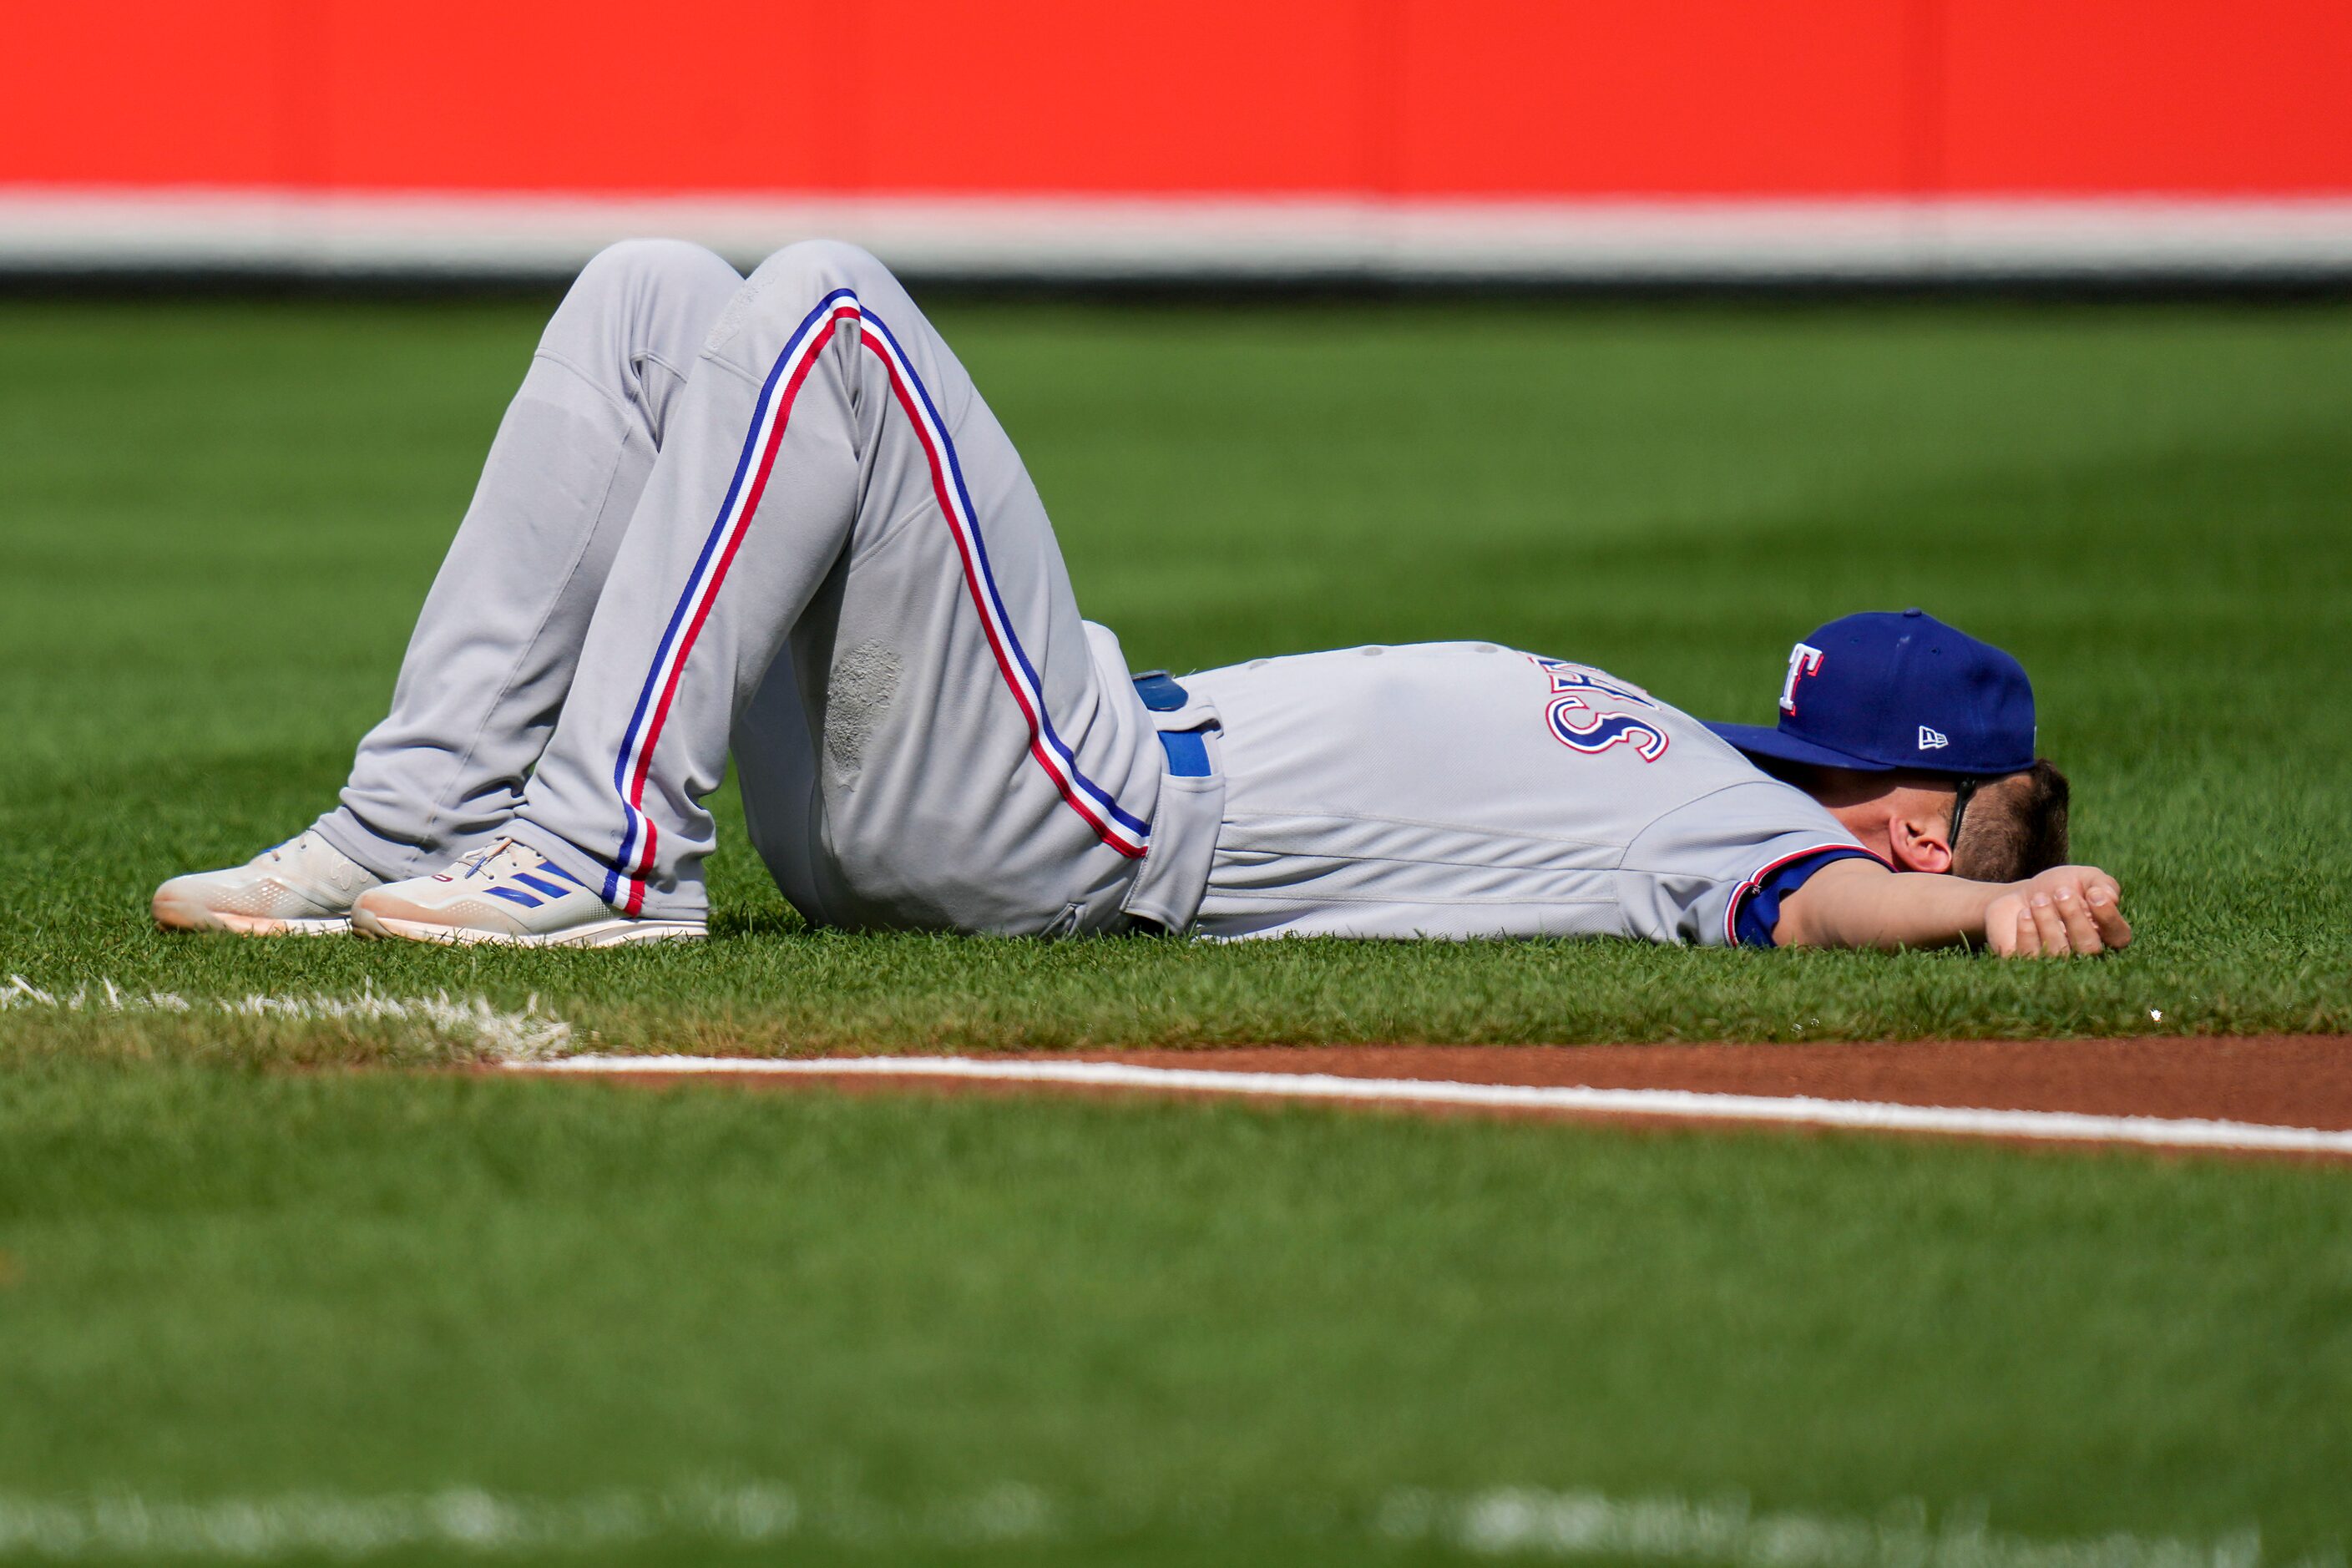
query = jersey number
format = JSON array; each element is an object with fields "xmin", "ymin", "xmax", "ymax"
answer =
[{"xmin": 1536, "ymin": 661, "xmax": 1670, "ymax": 763}]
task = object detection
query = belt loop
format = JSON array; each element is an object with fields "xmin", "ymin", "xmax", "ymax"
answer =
[
  {"xmin": 1156, "ymin": 729, "xmax": 1212, "ymax": 776},
  {"xmin": 1133, "ymin": 671, "xmax": 1190, "ymax": 712},
  {"xmin": 1122, "ymin": 670, "xmax": 1224, "ymax": 933}
]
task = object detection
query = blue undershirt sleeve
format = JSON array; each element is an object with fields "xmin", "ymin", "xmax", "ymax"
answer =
[{"xmin": 1731, "ymin": 847, "xmax": 1884, "ymax": 949}]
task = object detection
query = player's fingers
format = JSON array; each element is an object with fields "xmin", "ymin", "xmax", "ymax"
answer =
[
  {"xmin": 1983, "ymin": 894, "xmax": 2021, "ymax": 956},
  {"xmin": 1982, "ymin": 893, "xmax": 2018, "ymax": 955},
  {"xmin": 2085, "ymin": 884, "xmax": 2133, "ymax": 949},
  {"xmin": 2000, "ymin": 895, "xmax": 2040, "ymax": 958},
  {"xmin": 2026, "ymin": 892, "xmax": 2068, "ymax": 959},
  {"xmin": 2052, "ymin": 883, "xmax": 2102, "ymax": 954},
  {"xmin": 2016, "ymin": 900, "xmax": 2049, "ymax": 957}
]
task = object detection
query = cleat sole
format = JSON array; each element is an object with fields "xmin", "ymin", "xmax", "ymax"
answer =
[
  {"xmin": 352, "ymin": 907, "xmax": 705, "ymax": 948},
  {"xmin": 152, "ymin": 893, "xmax": 352, "ymax": 937}
]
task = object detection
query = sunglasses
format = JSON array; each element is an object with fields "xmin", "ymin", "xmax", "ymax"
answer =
[{"xmin": 1947, "ymin": 776, "xmax": 1980, "ymax": 852}]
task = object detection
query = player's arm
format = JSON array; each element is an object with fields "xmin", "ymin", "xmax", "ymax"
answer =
[{"xmin": 1772, "ymin": 859, "xmax": 2132, "ymax": 957}]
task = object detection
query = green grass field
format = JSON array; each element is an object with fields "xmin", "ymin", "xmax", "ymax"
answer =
[{"xmin": 2, "ymin": 296, "xmax": 2349, "ymax": 1563}]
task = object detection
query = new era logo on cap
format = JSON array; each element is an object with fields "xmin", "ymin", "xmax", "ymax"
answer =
[{"xmin": 1702, "ymin": 609, "xmax": 2038, "ymax": 778}]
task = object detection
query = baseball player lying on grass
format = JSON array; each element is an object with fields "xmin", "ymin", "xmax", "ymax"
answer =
[{"xmin": 153, "ymin": 240, "xmax": 2129, "ymax": 961}]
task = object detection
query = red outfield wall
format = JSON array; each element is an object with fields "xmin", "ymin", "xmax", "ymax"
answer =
[{"xmin": 7, "ymin": 0, "xmax": 2349, "ymax": 200}]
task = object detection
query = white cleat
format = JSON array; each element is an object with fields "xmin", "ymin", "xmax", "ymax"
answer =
[
  {"xmin": 151, "ymin": 829, "xmax": 385, "ymax": 936},
  {"xmin": 351, "ymin": 838, "xmax": 706, "ymax": 948}
]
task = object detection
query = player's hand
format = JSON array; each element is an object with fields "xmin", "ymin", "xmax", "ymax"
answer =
[{"xmin": 1983, "ymin": 866, "xmax": 2132, "ymax": 959}]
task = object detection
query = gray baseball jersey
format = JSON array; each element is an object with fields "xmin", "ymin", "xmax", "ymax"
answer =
[
  {"xmin": 1183, "ymin": 643, "xmax": 1874, "ymax": 944},
  {"xmin": 311, "ymin": 236, "xmax": 1866, "ymax": 948}
]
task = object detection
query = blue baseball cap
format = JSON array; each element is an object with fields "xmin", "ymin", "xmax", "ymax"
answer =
[{"xmin": 1704, "ymin": 609, "xmax": 2036, "ymax": 776}]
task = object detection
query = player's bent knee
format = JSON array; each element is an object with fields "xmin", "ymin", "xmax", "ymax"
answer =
[
  {"xmin": 569, "ymin": 238, "xmax": 740, "ymax": 306},
  {"xmin": 745, "ymin": 239, "xmax": 897, "ymax": 303},
  {"xmin": 701, "ymin": 240, "xmax": 903, "ymax": 366}
]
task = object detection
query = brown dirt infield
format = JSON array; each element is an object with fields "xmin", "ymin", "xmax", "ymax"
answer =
[
  {"xmin": 1070, "ymin": 1037, "xmax": 2352, "ymax": 1129},
  {"xmin": 562, "ymin": 1036, "xmax": 2352, "ymax": 1152}
]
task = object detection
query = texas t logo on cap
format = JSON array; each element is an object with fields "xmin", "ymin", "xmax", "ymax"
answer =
[
  {"xmin": 1707, "ymin": 609, "xmax": 2036, "ymax": 777},
  {"xmin": 1779, "ymin": 643, "xmax": 1824, "ymax": 715}
]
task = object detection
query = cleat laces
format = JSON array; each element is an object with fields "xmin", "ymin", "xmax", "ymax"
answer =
[{"xmin": 440, "ymin": 838, "xmax": 544, "ymax": 884}]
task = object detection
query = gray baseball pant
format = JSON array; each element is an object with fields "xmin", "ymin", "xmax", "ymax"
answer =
[{"xmin": 314, "ymin": 239, "xmax": 1217, "ymax": 935}]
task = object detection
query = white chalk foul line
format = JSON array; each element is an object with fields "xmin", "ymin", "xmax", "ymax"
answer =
[
  {"xmin": 2, "ymin": 976, "xmax": 573, "ymax": 1062},
  {"xmin": 0, "ymin": 1482, "xmax": 2329, "ymax": 1567},
  {"xmin": 520, "ymin": 1055, "xmax": 2352, "ymax": 1156}
]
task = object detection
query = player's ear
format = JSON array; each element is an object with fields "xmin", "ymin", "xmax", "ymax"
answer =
[{"xmin": 1885, "ymin": 803, "xmax": 1955, "ymax": 875}]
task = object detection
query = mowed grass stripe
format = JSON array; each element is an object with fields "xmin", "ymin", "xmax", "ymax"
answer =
[{"xmin": 2, "ymin": 1065, "xmax": 2349, "ymax": 1563}]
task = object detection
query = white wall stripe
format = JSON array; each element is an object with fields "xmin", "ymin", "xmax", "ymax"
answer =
[
  {"xmin": 4, "ymin": 191, "xmax": 2351, "ymax": 280},
  {"xmin": 516, "ymin": 1054, "xmax": 2352, "ymax": 1156}
]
